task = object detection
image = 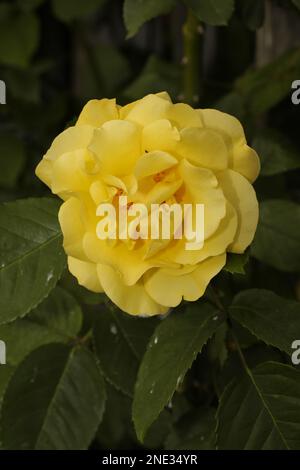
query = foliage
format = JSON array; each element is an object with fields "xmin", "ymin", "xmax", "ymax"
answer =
[{"xmin": 0, "ymin": 0, "xmax": 300, "ymax": 451}]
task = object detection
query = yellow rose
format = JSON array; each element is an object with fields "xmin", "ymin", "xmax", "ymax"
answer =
[{"xmin": 35, "ymin": 92, "xmax": 260, "ymax": 316}]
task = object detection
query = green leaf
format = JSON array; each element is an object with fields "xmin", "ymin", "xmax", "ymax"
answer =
[
  {"xmin": 214, "ymin": 92, "xmax": 246, "ymax": 121},
  {"xmin": 78, "ymin": 44, "xmax": 131, "ymax": 100},
  {"xmin": 93, "ymin": 306, "xmax": 158, "ymax": 397},
  {"xmin": 17, "ymin": 0, "xmax": 45, "ymax": 11},
  {"xmin": 97, "ymin": 384, "xmax": 172, "ymax": 449},
  {"xmin": 217, "ymin": 362, "xmax": 300, "ymax": 449},
  {"xmin": 93, "ymin": 46, "xmax": 130, "ymax": 95},
  {"xmin": 186, "ymin": 0, "xmax": 234, "ymax": 26},
  {"xmin": 0, "ymin": 287, "xmax": 82, "ymax": 365},
  {"xmin": 0, "ymin": 198, "xmax": 66, "ymax": 324},
  {"xmin": 2, "ymin": 71, "xmax": 40, "ymax": 104},
  {"xmin": 124, "ymin": 55, "xmax": 180, "ymax": 101},
  {"xmin": 133, "ymin": 303, "xmax": 225, "ymax": 442},
  {"xmin": 0, "ymin": 134, "xmax": 26, "ymax": 189},
  {"xmin": 208, "ymin": 323, "xmax": 228, "ymax": 368},
  {"xmin": 143, "ymin": 409, "xmax": 172, "ymax": 449},
  {"xmin": 0, "ymin": 60, "xmax": 51, "ymax": 104},
  {"xmin": 0, "ymin": 365, "xmax": 15, "ymax": 448},
  {"xmin": 97, "ymin": 384, "xmax": 134, "ymax": 448},
  {"xmin": 0, "ymin": 4, "xmax": 12, "ymax": 21},
  {"xmin": 0, "ymin": 366, "xmax": 14, "ymax": 404},
  {"xmin": 124, "ymin": 0, "xmax": 177, "ymax": 37},
  {"xmin": 166, "ymin": 407, "xmax": 216, "ymax": 450},
  {"xmin": 292, "ymin": 0, "xmax": 300, "ymax": 10},
  {"xmin": 0, "ymin": 12, "xmax": 40, "ymax": 67},
  {"xmin": 235, "ymin": 48, "xmax": 300, "ymax": 115},
  {"xmin": 251, "ymin": 199, "xmax": 300, "ymax": 272},
  {"xmin": 238, "ymin": 0, "xmax": 265, "ymax": 31},
  {"xmin": 224, "ymin": 252, "xmax": 249, "ymax": 274},
  {"xmin": 1, "ymin": 343, "xmax": 106, "ymax": 449},
  {"xmin": 230, "ymin": 289, "xmax": 300, "ymax": 355},
  {"xmin": 60, "ymin": 270, "xmax": 105, "ymax": 305},
  {"xmin": 52, "ymin": 0, "xmax": 106, "ymax": 22},
  {"xmin": 252, "ymin": 130, "xmax": 300, "ymax": 176}
]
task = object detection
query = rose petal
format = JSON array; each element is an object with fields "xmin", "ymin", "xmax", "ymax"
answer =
[
  {"xmin": 201, "ymin": 109, "xmax": 260, "ymax": 182},
  {"xmin": 76, "ymin": 98, "xmax": 119, "ymax": 127},
  {"xmin": 217, "ymin": 169, "xmax": 259, "ymax": 253},
  {"xmin": 68, "ymin": 256, "xmax": 103, "ymax": 293},
  {"xmin": 97, "ymin": 264, "xmax": 168, "ymax": 316},
  {"xmin": 144, "ymin": 254, "xmax": 226, "ymax": 307}
]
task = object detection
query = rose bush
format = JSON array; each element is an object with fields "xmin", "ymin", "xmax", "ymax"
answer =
[{"xmin": 36, "ymin": 92, "xmax": 260, "ymax": 316}]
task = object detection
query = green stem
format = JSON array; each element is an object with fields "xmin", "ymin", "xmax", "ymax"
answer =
[
  {"xmin": 208, "ymin": 285, "xmax": 250, "ymax": 375},
  {"xmin": 182, "ymin": 9, "xmax": 203, "ymax": 105},
  {"xmin": 228, "ymin": 326, "xmax": 251, "ymax": 374},
  {"xmin": 77, "ymin": 329, "xmax": 93, "ymax": 346}
]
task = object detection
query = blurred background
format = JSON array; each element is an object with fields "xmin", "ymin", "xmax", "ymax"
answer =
[{"xmin": 1, "ymin": 0, "xmax": 300, "ymax": 450}]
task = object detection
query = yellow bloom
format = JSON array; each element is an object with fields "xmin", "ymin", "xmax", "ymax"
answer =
[{"xmin": 36, "ymin": 92, "xmax": 260, "ymax": 316}]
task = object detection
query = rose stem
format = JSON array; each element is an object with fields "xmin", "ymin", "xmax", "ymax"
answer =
[{"xmin": 182, "ymin": 8, "xmax": 203, "ymax": 106}]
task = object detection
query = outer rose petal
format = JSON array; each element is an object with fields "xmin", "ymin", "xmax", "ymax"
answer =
[
  {"xmin": 35, "ymin": 158, "xmax": 53, "ymax": 188},
  {"xmin": 201, "ymin": 109, "xmax": 260, "ymax": 182},
  {"xmin": 68, "ymin": 256, "xmax": 103, "ymax": 293},
  {"xmin": 44, "ymin": 125, "xmax": 94, "ymax": 161},
  {"xmin": 51, "ymin": 149, "xmax": 94, "ymax": 195},
  {"xmin": 76, "ymin": 98, "xmax": 119, "ymax": 127},
  {"xmin": 178, "ymin": 128, "xmax": 228, "ymax": 170},
  {"xmin": 202, "ymin": 109, "xmax": 245, "ymax": 144},
  {"xmin": 156, "ymin": 91, "xmax": 172, "ymax": 101},
  {"xmin": 232, "ymin": 144, "xmax": 260, "ymax": 184},
  {"xmin": 123, "ymin": 94, "xmax": 171, "ymax": 126},
  {"xmin": 97, "ymin": 264, "xmax": 168, "ymax": 316},
  {"xmin": 83, "ymin": 232, "xmax": 177, "ymax": 286},
  {"xmin": 144, "ymin": 254, "xmax": 226, "ymax": 307},
  {"xmin": 58, "ymin": 197, "xmax": 87, "ymax": 260},
  {"xmin": 120, "ymin": 91, "xmax": 172, "ymax": 120},
  {"xmin": 217, "ymin": 169, "xmax": 259, "ymax": 253},
  {"xmin": 167, "ymin": 103, "xmax": 204, "ymax": 129}
]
